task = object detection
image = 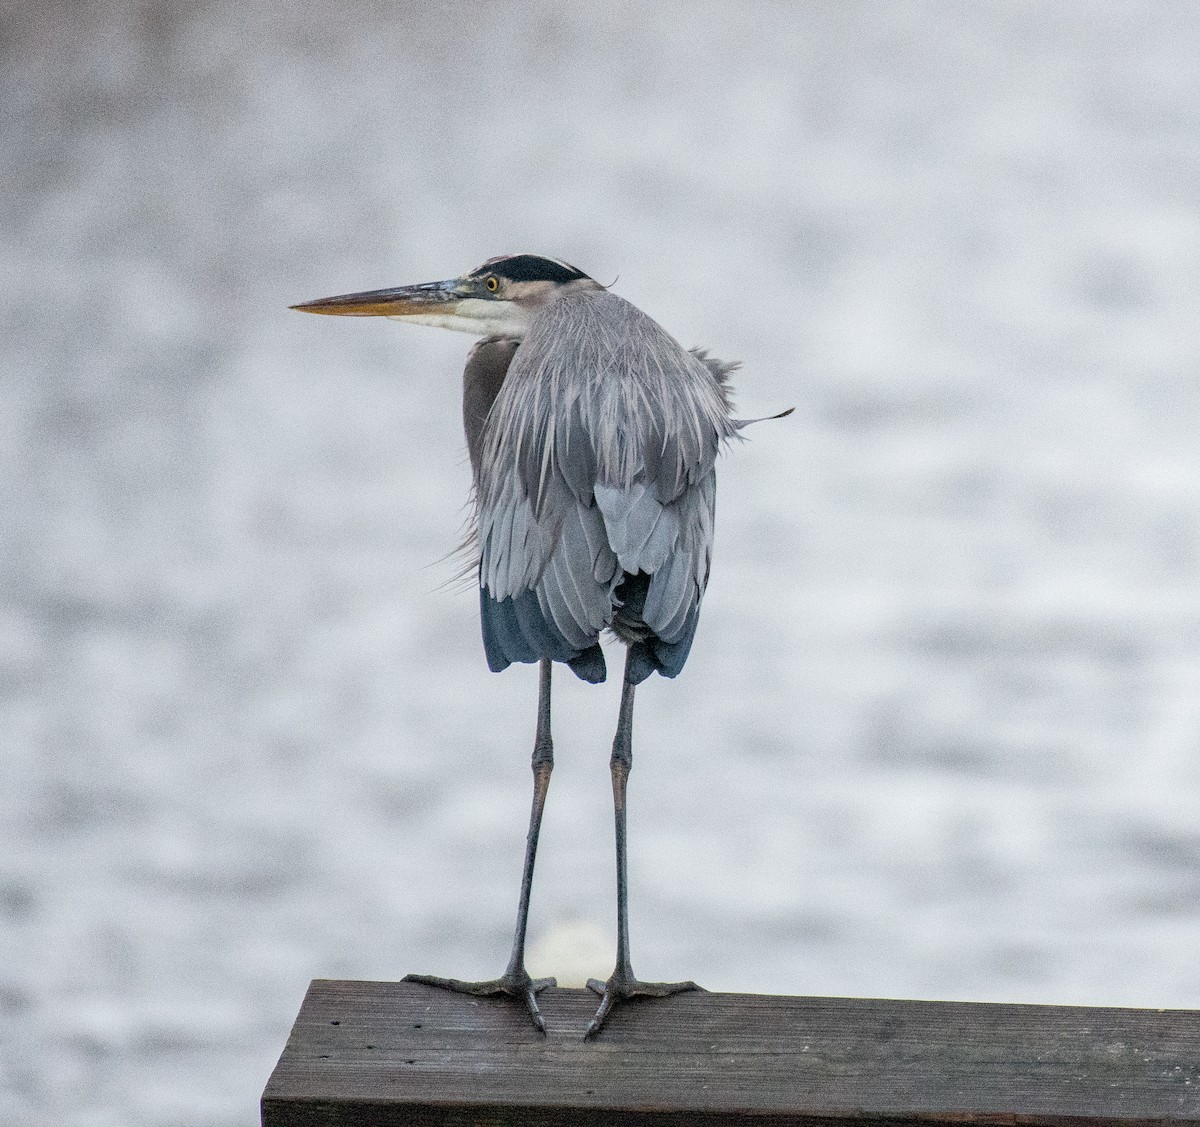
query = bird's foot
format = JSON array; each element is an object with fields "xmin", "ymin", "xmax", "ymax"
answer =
[
  {"xmin": 584, "ymin": 967, "xmax": 703, "ymax": 1038},
  {"xmin": 403, "ymin": 969, "xmax": 556, "ymax": 1033}
]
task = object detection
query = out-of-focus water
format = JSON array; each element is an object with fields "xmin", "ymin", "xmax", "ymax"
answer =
[{"xmin": 3, "ymin": 2, "xmax": 1200, "ymax": 1123}]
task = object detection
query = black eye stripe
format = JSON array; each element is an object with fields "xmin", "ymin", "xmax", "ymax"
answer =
[{"xmin": 476, "ymin": 254, "xmax": 589, "ymax": 284}]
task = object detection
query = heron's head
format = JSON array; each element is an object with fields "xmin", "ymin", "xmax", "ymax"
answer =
[{"xmin": 290, "ymin": 254, "xmax": 600, "ymax": 338}]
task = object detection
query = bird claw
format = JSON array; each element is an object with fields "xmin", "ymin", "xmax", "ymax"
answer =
[
  {"xmin": 584, "ymin": 971, "xmax": 703, "ymax": 1038},
  {"xmin": 403, "ymin": 970, "xmax": 556, "ymax": 1033}
]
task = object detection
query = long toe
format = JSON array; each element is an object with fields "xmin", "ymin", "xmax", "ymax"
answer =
[
  {"xmin": 584, "ymin": 973, "xmax": 703, "ymax": 1038},
  {"xmin": 404, "ymin": 971, "xmax": 557, "ymax": 1033},
  {"xmin": 522, "ymin": 979, "xmax": 555, "ymax": 1033}
]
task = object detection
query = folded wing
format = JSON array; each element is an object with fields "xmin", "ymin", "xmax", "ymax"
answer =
[{"xmin": 472, "ymin": 291, "xmax": 736, "ymax": 683}]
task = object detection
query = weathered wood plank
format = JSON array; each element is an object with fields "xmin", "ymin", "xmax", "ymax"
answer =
[{"xmin": 262, "ymin": 979, "xmax": 1200, "ymax": 1126}]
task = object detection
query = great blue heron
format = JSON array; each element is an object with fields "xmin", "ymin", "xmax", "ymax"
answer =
[{"xmin": 292, "ymin": 254, "xmax": 788, "ymax": 1037}]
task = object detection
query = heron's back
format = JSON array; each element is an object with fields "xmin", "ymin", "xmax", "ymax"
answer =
[{"xmin": 474, "ymin": 290, "xmax": 738, "ymax": 684}]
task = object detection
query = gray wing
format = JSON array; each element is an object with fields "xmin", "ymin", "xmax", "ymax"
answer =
[
  {"xmin": 475, "ymin": 405, "xmax": 618, "ymax": 684},
  {"xmin": 474, "ymin": 290, "xmax": 738, "ymax": 684},
  {"xmin": 463, "ymin": 336, "xmax": 520, "ymax": 485}
]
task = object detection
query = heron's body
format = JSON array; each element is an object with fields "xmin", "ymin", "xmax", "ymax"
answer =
[
  {"xmin": 469, "ymin": 287, "xmax": 738, "ymax": 686},
  {"xmin": 293, "ymin": 255, "xmax": 784, "ymax": 1037}
]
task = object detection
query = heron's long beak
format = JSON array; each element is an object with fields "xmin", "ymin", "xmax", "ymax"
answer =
[{"xmin": 290, "ymin": 279, "xmax": 464, "ymax": 317}]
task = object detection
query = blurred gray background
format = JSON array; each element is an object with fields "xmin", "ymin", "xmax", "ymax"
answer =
[{"xmin": 4, "ymin": 1, "xmax": 1200, "ymax": 1123}]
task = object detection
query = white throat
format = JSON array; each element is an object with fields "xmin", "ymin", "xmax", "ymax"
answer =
[{"xmin": 390, "ymin": 298, "xmax": 531, "ymax": 338}]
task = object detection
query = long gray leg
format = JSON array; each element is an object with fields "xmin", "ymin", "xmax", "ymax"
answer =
[
  {"xmin": 405, "ymin": 659, "xmax": 557, "ymax": 1032},
  {"xmin": 585, "ymin": 648, "xmax": 701, "ymax": 1038}
]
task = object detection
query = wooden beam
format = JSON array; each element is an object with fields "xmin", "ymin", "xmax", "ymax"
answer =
[{"xmin": 262, "ymin": 979, "xmax": 1200, "ymax": 1126}]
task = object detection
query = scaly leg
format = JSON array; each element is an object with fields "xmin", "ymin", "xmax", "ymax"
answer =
[
  {"xmin": 406, "ymin": 659, "xmax": 557, "ymax": 1032},
  {"xmin": 585, "ymin": 649, "xmax": 701, "ymax": 1038}
]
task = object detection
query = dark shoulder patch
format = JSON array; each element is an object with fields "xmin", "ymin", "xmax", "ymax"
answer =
[{"xmin": 477, "ymin": 254, "xmax": 590, "ymax": 284}]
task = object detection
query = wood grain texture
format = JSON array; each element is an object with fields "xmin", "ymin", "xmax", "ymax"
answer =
[{"xmin": 261, "ymin": 979, "xmax": 1200, "ymax": 1126}]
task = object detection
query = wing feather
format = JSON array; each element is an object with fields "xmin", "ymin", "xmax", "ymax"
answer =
[
  {"xmin": 580, "ymin": 500, "xmax": 619, "ymax": 585},
  {"xmin": 538, "ymin": 552, "xmax": 592, "ymax": 650},
  {"xmin": 643, "ymin": 469, "xmax": 716, "ymax": 643},
  {"xmin": 512, "ymin": 587, "xmax": 574, "ymax": 661},
  {"xmin": 644, "ymin": 550, "xmax": 692, "ymax": 642},
  {"xmin": 479, "ymin": 588, "xmax": 537, "ymax": 671},
  {"xmin": 556, "ymin": 503, "xmax": 616, "ymax": 633}
]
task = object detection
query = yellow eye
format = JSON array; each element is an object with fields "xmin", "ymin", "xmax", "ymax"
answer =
[{"xmin": 485, "ymin": 275, "xmax": 500, "ymax": 293}]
